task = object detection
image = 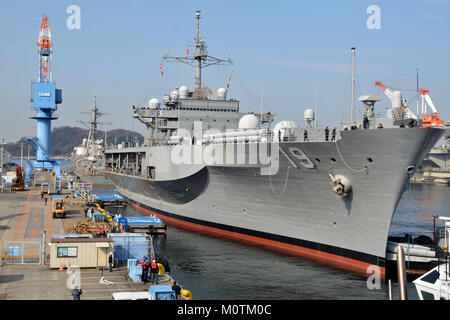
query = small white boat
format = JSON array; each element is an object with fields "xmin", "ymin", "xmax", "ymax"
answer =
[
  {"xmin": 413, "ymin": 264, "xmax": 450, "ymax": 300},
  {"xmin": 414, "ymin": 217, "xmax": 450, "ymax": 300},
  {"xmin": 111, "ymin": 291, "xmax": 153, "ymax": 300}
]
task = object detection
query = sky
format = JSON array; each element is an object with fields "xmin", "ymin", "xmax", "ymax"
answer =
[{"xmin": 0, "ymin": 0, "xmax": 449, "ymax": 143}]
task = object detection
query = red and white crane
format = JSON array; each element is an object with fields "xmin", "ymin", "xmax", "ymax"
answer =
[
  {"xmin": 419, "ymin": 89, "xmax": 445, "ymax": 128},
  {"xmin": 374, "ymin": 81, "xmax": 417, "ymax": 120},
  {"xmin": 37, "ymin": 15, "xmax": 52, "ymax": 82}
]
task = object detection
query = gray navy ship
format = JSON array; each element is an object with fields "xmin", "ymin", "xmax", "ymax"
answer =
[
  {"xmin": 104, "ymin": 11, "xmax": 444, "ymax": 277},
  {"xmin": 72, "ymin": 98, "xmax": 112, "ymax": 185}
]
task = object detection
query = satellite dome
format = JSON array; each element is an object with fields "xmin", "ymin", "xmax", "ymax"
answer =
[
  {"xmin": 170, "ymin": 90, "xmax": 179, "ymax": 101},
  {"xmin": 273, "ymin": 121, "xmax": 297, "ymax": 132},
  {"xmin": 217, "ymin": 88, "xmax": 227, "ymax": 100},
  {"xmin": 148, "ymin": 98, "xmax": 161, "ymax": 109},
  {"xmin": 179, "ymin": 86, "xmax": 189, "ymax": 99},
  {"xmin": 239, "ymin": 114, "xmax": 260, "ymax": 129},
  {"xmin": 304, "ymin": 109, "xmax": 315, "ymax": 122}
]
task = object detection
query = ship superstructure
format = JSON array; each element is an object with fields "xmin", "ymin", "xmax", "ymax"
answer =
[
  {"xmin": 104, "ymin": 11, "xmax": 444, "ymax": 277},
  {"xmin": 72, "ymin": 98, "xmax": 111, "ymax": 184}
]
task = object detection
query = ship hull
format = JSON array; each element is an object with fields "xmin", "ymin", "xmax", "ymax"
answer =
[
  {"xmin": 126, "ymin": 196, "xmax": 383, "ymax": 276},
  {"xmin": 105, "ymin": 127, "xmax": 443, "ymax": 277}
]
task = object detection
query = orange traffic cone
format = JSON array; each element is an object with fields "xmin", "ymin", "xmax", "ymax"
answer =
[{"xmin": 59, "ymin": 264, "xmax": 64, "ymax": 271}]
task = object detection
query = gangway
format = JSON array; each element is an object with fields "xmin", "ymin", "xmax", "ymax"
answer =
[{"xmin": 72, "ymin": 183, "xmax": 93, "ymax": 202}]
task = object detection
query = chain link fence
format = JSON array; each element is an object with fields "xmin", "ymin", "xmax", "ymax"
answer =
[{"xmin": 2, "ymin": 240, "xmax": 44, "ymax": 265}]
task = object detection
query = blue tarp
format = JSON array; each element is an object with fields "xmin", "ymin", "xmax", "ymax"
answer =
[
  {"xmin": 92, "ymin": 194, "xmax": 124, "ymax": 201},
  {"xmin": 115, "ymin": 216, "xmax": 164, "ymax": 226},
  {"xmin": 108, "ymin": 233, "xmax": 149, "ymax": 262}
]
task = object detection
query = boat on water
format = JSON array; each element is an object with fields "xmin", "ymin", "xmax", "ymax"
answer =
[
  {"xmin": 414, "ymin": 217, "xmax": 450, "ymax": 300},
  {"xmin": 71, "ymin": 98, "xmax": 112, "ymax": 185},
  {"xmin": 103, "ymin": 10, "xmax": 445, "ymax": 277}
]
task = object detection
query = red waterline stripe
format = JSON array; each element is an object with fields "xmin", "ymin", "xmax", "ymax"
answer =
[{"xmin": 129, "ymin": 201, "xmax": 386, "ymax": 279}]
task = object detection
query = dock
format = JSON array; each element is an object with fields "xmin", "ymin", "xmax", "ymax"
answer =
[{"xmin": 0, "ymin": 187, "xmax": 174, "ymax": 300}]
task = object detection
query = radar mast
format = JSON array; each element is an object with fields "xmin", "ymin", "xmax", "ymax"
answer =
[{"xmin": 163, "ymin": 10, "xmax": 232, "ymax": 98}]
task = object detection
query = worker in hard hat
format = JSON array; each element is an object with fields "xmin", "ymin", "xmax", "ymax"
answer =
[
  {"xmin": 141, "ymin": 256, "xmax": 150, "ymax": 283},
  {"xmin": 150, "ymin": 256, "xmax": 159, "ymax": 284}
]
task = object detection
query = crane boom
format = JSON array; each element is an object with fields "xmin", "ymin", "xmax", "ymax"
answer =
[
  {"xmin": 37, "ymin": 15, "xmax": 52, "ymax": 82},
  {"xmin": 419, "ymin": 89, "xmax": 438, "ymax": 114},
  {"xmin": 374, "ymin": 81, "xmax": 393, "ymax": 99},
  {"xmin": 419, "ymin": 89, "xmax": 445, "ymax": 127},
  {"xmin": 375, "ymin": 80, "xmax": 417, "ymax": 120}
]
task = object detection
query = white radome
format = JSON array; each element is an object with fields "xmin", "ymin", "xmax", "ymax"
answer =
[
  {"xmin": 179, "ymin": 86, "xmax": 189, "ymax": 99},
  {"xmin": 217, "ymin": 88, "xmax": 227, "ymax": 100},
  {"xmin": 239, "ymin": 114, "xmax": 260, "ymax": 129},
  {"xmin": 149, "ymin": 98, "xmax": 161, "ymax": 109},
  {"xmin": 304, "ymin": 109, "xmax": 315, "ymax": 122}
]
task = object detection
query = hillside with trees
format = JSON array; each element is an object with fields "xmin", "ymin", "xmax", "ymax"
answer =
[{"xmin": 3, "ymin": 126, "xmax": 145, "ymax": 157}]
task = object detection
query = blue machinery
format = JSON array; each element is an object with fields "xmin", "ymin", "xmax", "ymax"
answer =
[{"xmin": 26, "ymin": 16, "xmax": 63, "ymax": 183}]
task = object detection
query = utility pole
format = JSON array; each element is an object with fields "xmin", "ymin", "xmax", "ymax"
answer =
[{"xmin": 20, "ymin": 142, "xmax": 23, "ymax": 169}]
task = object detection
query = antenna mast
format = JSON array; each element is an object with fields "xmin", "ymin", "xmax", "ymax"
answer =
[
  {"xmin": 163, "ymin": 10, "xmax": 232, "ymax": 97},
  {"xmin": 416, "ymin": 67, "xmax": 420, "ymax": 121},
  {"xmin": 350, "ymin": 47, "xmax": 356, "ymax": 123},
  {"xmin": 314, "ymin": 80, "xmax": 317, "ymax": 128}
]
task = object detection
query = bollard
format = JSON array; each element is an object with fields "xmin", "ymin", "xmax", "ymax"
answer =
[
  {"xmin": 397, "ymin": 245, "xmax": 408, "ymax": 300},
  {"xmin": 388, "ymin": 279, "xmax": 392, "ymax": 300}
]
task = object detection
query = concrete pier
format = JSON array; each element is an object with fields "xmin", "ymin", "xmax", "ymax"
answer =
[{"xmin": 0, "ymin": 187, "xmax": 172, "ymax": 300}]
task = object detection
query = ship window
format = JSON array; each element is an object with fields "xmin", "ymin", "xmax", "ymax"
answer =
[
  {"xmin": 421, "ymin": 291, "xmax": 435, "ymax": 300},
  {"xmin": 421, "ymin": 270, "xmax": 439, "ymax": 284}
]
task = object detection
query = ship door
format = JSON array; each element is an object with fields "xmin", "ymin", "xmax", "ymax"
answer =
[{"xmin": 147, "ymin": 166, "xmax": 156, "ymax": 179}]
